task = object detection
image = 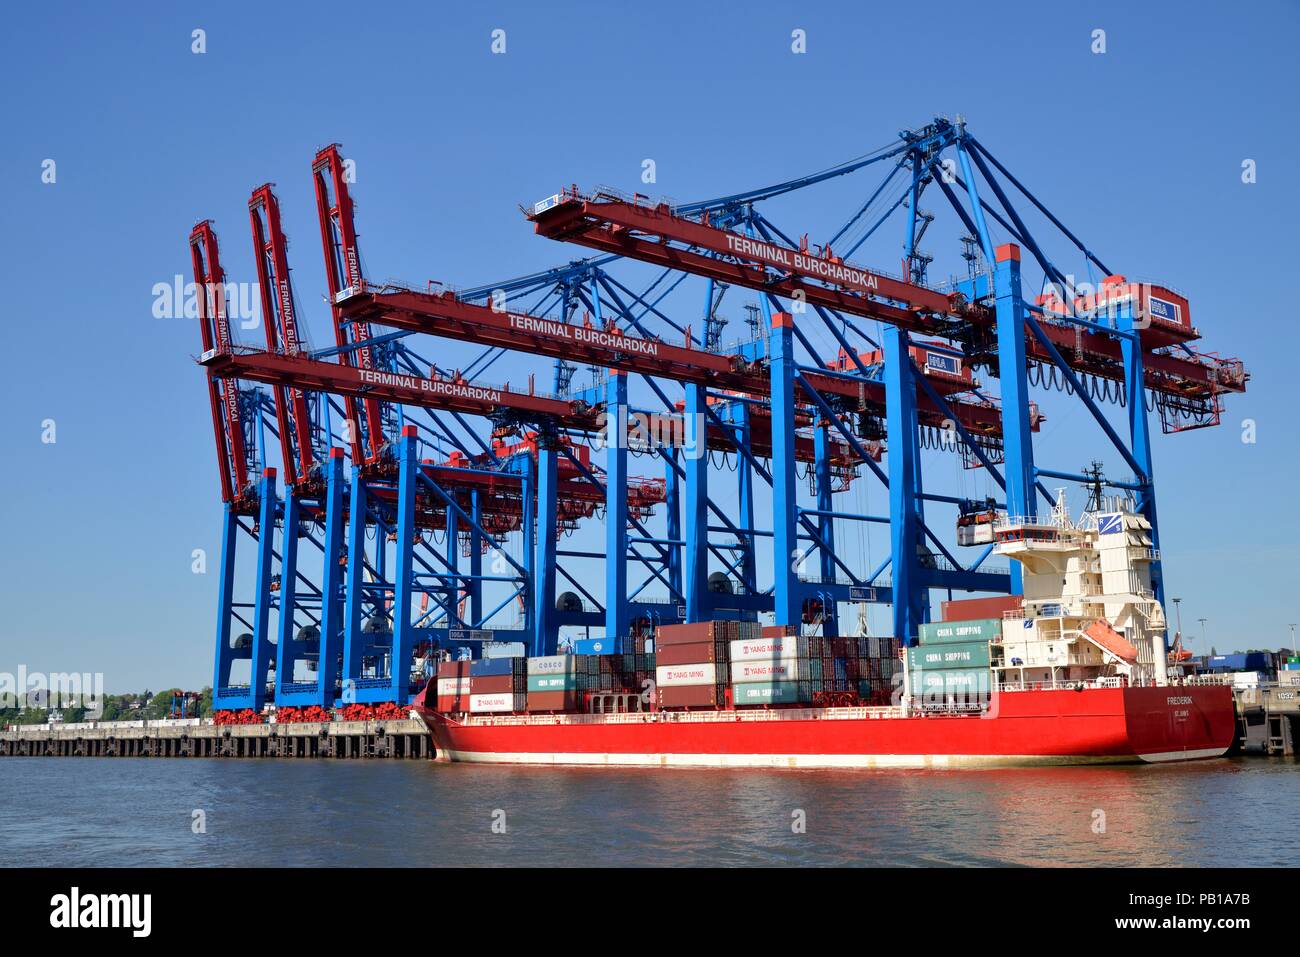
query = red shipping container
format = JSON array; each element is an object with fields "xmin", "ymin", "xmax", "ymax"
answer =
[
  {"xmin": 762, "ymin": 624, "xmax": 800, "ymax": 639},
  {"xmin": 655, "ymin": 622, "xmax": 716, "ymax": 647},
  {"xmin": 470, "ymin": 674, "xmax": 516, "ymax": 694},
  {"xmin": 941, "ymin": 595, "xmax": 1022, "ymax": 622},
  {"xmin": 656, "ymin": 685, "xmax": 723, "ymax": 709},
  {"xmin": 526, "ymin": 691, "xmax": 581, "ymax": 713},
  {"xmin": 655, "ymin": 641, "xmax": 719, "ymax": 666},
  {"xmin": 435, "ymin": 695, "xmax": 471, "ymax": 712},
  {"xmin": 437, "ymin": 660, "xmax": 472, "ymax": 679}
]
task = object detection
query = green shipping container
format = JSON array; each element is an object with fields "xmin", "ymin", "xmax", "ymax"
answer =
[
  {"xmin": 914, "ymin": 668, "xmax": 992, "ymax": 695},
  {"xmin": 527, "ymin": 673, "xmax": 579, "ymax": 693},
  {"xmin": 907, "ymin": 641, "xmax": 991, "ymax": 670},
  {"xmin": 733, "ymin": 681, "xmax": 805, "ymax": 705},
  {"xmin": 917, "ymin": 618, "xmax": 1002, "ymax": 645}
]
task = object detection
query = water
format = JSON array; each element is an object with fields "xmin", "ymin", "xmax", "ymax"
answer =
[{"xmin": 2, "ymin": 757, "xmax": 1295, "ymax": 866}]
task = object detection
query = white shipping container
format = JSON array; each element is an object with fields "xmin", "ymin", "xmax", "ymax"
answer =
[
  {"xmin": 656, "ymin": 663, "xmax": 718, "ymax": 687},
  {"xmin": 528, "ymin": 654, "xmax": 576, "ymax": 675},
  {"xmin": 731, "ymin": 659, "xmax": 799, "ymax": 683},
  {"xmin": 436, "ymin": 677, "xmax": 472, "ymax": 696},
  {"xmin": 1230, "ymin": 671, "xmax": 1264, "ymax": 689},
  {"xmin": 469, "ymin": 693, "xmax": 520, "ymax": 713},
  {"xmin": 729, "ymin": 636, "xmax": 805, "ymax": 662}
]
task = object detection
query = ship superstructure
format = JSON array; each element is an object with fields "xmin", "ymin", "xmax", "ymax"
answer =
[{"xmin": 991, "ymin": 491, "xmax": 1168, "ymax": 691}]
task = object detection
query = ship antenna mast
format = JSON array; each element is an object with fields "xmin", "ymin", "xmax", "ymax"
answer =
[{"xmin": 1082, "ymin": 460, "xmax": 1106, "ymax": 513}]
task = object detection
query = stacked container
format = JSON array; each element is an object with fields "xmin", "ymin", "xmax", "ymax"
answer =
[
  {"xmin": 467, "ymin": 657, "xmax": 527, "ymax": 714},
  {"xmin": 434, "ymin": 660, "xmax": 474, "ymax": 712},
  {"xmin": 731, "ymin": 629, "xmax": 901, "ymax": 707},
  {"xmin": 653, "ymin": 621, "xmax": 763, "ymax": 708},
  {"xmin": 526, "ymin": 654, "xmax": 579, "ymax": 712},
  {"xmin": 731, "ymin": 631, "xmax": 806, "ymax": 705}
]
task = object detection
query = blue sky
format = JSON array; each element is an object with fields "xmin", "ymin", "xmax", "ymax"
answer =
[{"xmin": 1, "ymin": 0, "xmax": 1297, "ymax": 691}]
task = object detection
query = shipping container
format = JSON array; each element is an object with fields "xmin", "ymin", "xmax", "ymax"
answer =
[
  {"xmin": 731, "ymin": 659, "xmax": 799, "ymax": 682},
  {"xmin": 468, "ymin": 657, "xmax": 519, "ymax": 677},
  {"xmin": 526, "ymin": 690, "xmax": 581, "ymax": 712},
  {"xmin": 436, "ymin": 677, "xmax": 472, "ymax": 696},
  {"xmin": 572, "ymin": 637, "xmax": 633, "ymax": 656},
  {"xmin": 918, "ymin": 619, "xmax": 1002, "ymax": 644},
  {"xmin": 527, "ymin": 673, "xmax": 579, "ymax": 693},
  {"xmin": 1207, "ymin": 653, "xmax": 1271, "ymax": 673},
  {"xmin": 528, "ymin": 654, "xmax": 576, "ymax": 675},
  {"xmin": 733, "ymin": 681, "xmax": 805, "ymax": 705},
  {"xmin": 907, "ymin": 641, "xmax": 991, "ymax": 670},
  {"xmin": 729, "ymin": 635, "xmax": 806, "ymax": 662},
  {"xmin": 656, "ymin": 663, "xmax": 718, "ymax": 687},
  {"xmin": 761, "ymin": 624, "xmax": 800, "ymax": 639},
  {"xmin": 655, "ymin": 641, "xmax": 721, "ymax": 666},
  {"xmin": 437, "ymin": 660, "xmax": 472, "ymax": 679},
  {"xmin": 941, "ymin": 595, "xmax": 1023, "ymax": 622},
  {"xmin": 435, "ymin": 694, "xmax": 472, "ymax": 712},
  {"xmin": 656, "ymin": 684, "xmax": 724, "ymax": 709},
  {"xmin": 913, "ymin": 668, "xmax": 992, "ymax": 696},
  {"xmin": 654, "ymin": 622, "xmax": 717, "ymax": 647},
  {"xmin": 470, "ymin": 673, "xmax": 519, "ymax": 695},
  {"xmin": 469, "ymin": 692, "xmax": 525, "ymax": 713}
]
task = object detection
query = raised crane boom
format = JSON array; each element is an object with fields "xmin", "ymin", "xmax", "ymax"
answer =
[
  {"xmin": 248, "ymin": 183, "xmax": 320, "ymax": 488},
  {"xmin": 190, "ymin": 220, "xmax": 254, "ymax": 504},
  {"xmin": 526, "ymin": 190, "xmax": 1245, "ymax": 400},
  {"xmin": 313, "ymin": 143, "xmax": 388, "ymax": 466}
]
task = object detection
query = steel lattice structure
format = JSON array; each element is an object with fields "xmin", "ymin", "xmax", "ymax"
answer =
[{"xmin": 189, "ymin": 119, "xmax": 1247, "ymax": 711}]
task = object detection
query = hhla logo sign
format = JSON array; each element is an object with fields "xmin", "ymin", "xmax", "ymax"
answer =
[{"xmin": 49, "ymin": 887, "xmax": 151, "ymax": 938}]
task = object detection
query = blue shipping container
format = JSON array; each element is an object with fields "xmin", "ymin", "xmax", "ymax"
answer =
[
  {"xmin": 573, "ymin": 637, "xmax": 631, "ymax": 656},
  {"xmin": 468, "ymin": 657, "xmax": 516, "ymax": 677}
]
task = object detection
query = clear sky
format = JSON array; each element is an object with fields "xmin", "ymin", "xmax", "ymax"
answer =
[{"xmin": 1, "ymin": 0, "xmax": 1297, "ymax": 692}]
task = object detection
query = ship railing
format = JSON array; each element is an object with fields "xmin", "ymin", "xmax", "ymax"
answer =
[
  {"xmin": 458, "ymin": 705, "xmax": 905, "ymax": 727},
  {"xmin": 998, "ymin": 677, "xmax": 1134, "ymax": 692}
]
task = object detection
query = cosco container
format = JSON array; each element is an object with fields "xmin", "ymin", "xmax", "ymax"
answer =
[
  {"xmin": 528, "ymin": 654, "xmax": 576, "ymax": 675},
  {"xmin": 655, "ymin": 663, "xmax": 718, "ymax": 687},
  {"xmin": 907, "ymin": 641, "xmax": 991, "ymax": 670},
  {"xmin": 917, "ymin": 619, "xmax": 1002, "ymax": 645}
]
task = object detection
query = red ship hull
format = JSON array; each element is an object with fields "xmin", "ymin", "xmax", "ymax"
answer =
[{"xmin": 415, "ymin": 686, "xmax": 1235, "ymax": 768}]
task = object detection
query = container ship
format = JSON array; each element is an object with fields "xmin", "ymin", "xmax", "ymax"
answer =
[{"xmin": 413, "ymin": 497, "xmax": 1235, "ymax": 768}]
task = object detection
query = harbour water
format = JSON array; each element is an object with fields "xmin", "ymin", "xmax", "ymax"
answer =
[{"xmin": 4, "ymin": 757, "xmax": 1296, "ymax": 867}]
